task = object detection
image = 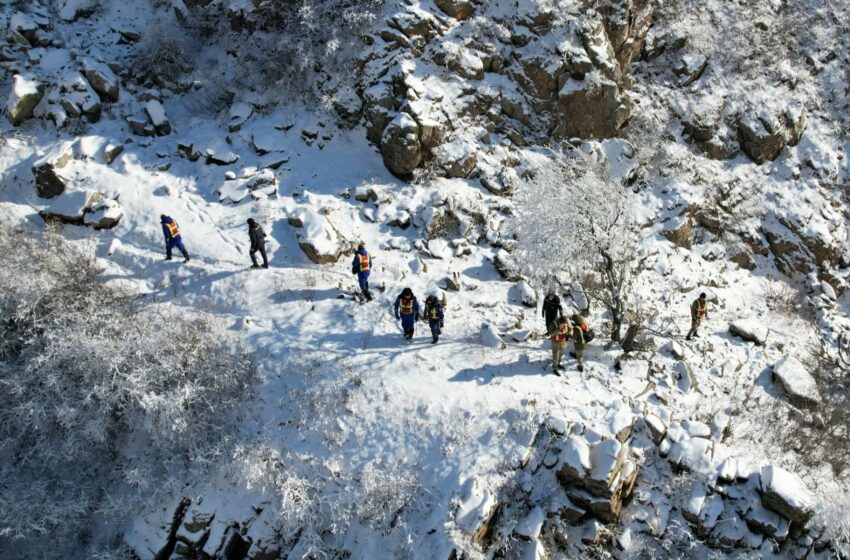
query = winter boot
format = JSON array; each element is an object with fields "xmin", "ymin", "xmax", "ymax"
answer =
[
  {"xmin": 262, "ymin": 263, "xmax": 269, "ymax": 269},
  {"xmin": 182, "ymin": 250, "xmax": 190, "ymax": 263}
]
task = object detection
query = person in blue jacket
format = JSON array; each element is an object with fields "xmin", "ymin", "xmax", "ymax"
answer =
[
  {"xmin": 423, "ymin": 295, "xmax": 445, "ymax": 344},
  {"xmin": 394, "ymin": 287, "xmax": 420, "ymax": 339},
  {"xmin": 160, "ymin": 214, "xmax": 190, "ymax": 262},
  {"xmin": 351, "ymin": 242, "xmax": 373, "ymax": 301}
]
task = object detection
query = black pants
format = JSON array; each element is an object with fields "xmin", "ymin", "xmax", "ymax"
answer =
[{"xmin": 250, "ymin": 243, "xmax": 268, "ymax": 266}]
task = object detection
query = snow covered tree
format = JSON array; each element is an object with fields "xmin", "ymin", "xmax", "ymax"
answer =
[{"xmin": 513, "ymin": 146, "xmax": 640, "ymax": 344}]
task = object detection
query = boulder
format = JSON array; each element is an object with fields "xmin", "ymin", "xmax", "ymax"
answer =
[
  {"xmin": 435, "ymin": 138, "xmax": 478, "ymax": 178},
  {"xmin": 662, "ymin": 216, "xmax": 693, "ymax": 249},
  {"xmin": 205, "ymin": 141, "xmax": 240, "ymax": 165},
  {"xmin": 32, "ymin": 141, "xmax": 77, "ymax": 198},
  {"xmin": 363, "ymin": 82, "xmax": 395, "ymax": 144},
  {"xmin": 455, "ymin": 478, "xmax": 497, "ymax": 543},
  {"xmin": 515, "ymin": 506, "xmax": 545, "ymax": 540},
  {"xmin": 480, "ymin": 323, "xmax": 506, "ymax": 349},
  {"xmin": 434, "ymin": 0, "xmax": 474, "ymax": 20},
  {"xmin": 8, "ymin": 13, "xmax": 40, "ymax": 46},
  {"xmin": 144, "ymin": 100, "xmax": 171, "ymax": 135},
  {"xmin": 104, "ymin": 142, "xmax": 124, "ymax": 164},
  {"xmin": 784, "ymin": 100, "xmax": 806, "ymax": 146},
  {"xmin": 81, "ymin": 57, "xmax": 120, "ymax": 102},
  {"xmin": 643, "ymin": 414, "xmax": 667, "ymax": 444},
  {"xmin": 772, "ymin": 356, "xmax": 821, "ymax": 407},
  {"xmin": 729, "ymin": 320, "xmax": 768, "ymax": 345},
  {"xmin": 127, "ymin": 113, "xmax": 155, "ymax": 136},
  {"xmin": 674, "ymin": 54, "xmax": 708, "ymax": 87},
  {"xmin": 556, "ymin": 435, "xmax": 592, "ymax": 480},
  {"xmin": 84, "ymin": 198, "xmax": 123, "ymax": 229},
  {"xmin": 380, "ymin": 112, "xmax": 422, "ymax": 176},
  {"xmin": 494, "ymin": 250, "xmax": 521, "ymax": 281},
  {"xmin": 7, "ymin": 74, "xmax": 45, "ymax": 125},
  {"xmin": 737, "ymin": 114, "xmax": 784, "ymax": 164},
  {"xmin": 515, "ymin": 280, "xmax": 537, "ymax": 307},
  {"xmin": 557, "ymin": 73, "xmax": 631, "ymax": 139},
  {"xmin": 59, "ymin": 0, "xmax": 99, "ymax": 22},
  {"xmin": 760, "ymin": 465, "xmax": 816, "ymax": 526},
  {"xmin": 293, "ymin": 209, "xmax": 344, "ymax": 264},
  {"xmin": 57, "ymin": 71, "xmax": 103, "ymax": 122}
]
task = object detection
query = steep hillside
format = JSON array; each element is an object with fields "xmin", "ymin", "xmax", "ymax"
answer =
[{"xmin": 0, "ymin": 0, "xmax": 849, "ymax": 559}]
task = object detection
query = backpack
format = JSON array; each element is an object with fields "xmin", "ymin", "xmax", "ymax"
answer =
[{"xmin": 573, "ymin": 318, "xmax": 594, "ymax": 342}]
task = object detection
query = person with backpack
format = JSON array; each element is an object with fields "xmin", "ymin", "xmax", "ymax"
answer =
[
  {"xmin": 160, "ymin": 214, "xmax": 190, "ymax": 262},
  {"xmin": 569, "ymin": 313, "xmax": 593, "ymax": 372},
  {"xmin": 394, "ymin": 287, "xmax": 421, "ymax": 340},
  {"xmin": 247, "ymin": 218, "xmax": 269, "ymax": 269},
  {"xmin": 686, "ymin": 292, "xmax": 709, "ymax": 340},
  {"xmin": 542, "ymin": 291, "xmax": 564, "ymax": 335},
  {"xmin": 351, "ymin": 242, "xmax": 373, "ymax": 301},
  {"xmin": 550, "ymin": 316, "xmax": 572, "ymax": 372},
  {"xmin": 423, "ymin": 294, "xmax": 445, "ymax": 344}
]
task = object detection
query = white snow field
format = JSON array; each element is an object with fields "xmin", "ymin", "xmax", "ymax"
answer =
[{"xmin": 1, "ymin": 0, "xmax": 849, "ymax": 558}]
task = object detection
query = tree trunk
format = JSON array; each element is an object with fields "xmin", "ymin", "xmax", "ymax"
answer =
[
  {"xmin": 601, "ymin": 249, "xmax": 623, "ymax": 342},
  {"xmin": 621, "ymin": 323, "xmax": 640, "ymax": 353}
]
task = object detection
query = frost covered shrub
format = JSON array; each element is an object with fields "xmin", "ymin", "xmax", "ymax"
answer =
[
  {"xmin": 0, "ymin": 228, "xmax": 254, "ymax": 558},
  {"xmin": 133, "ymin": 22, "xmax": 195, "ymax": 85}
]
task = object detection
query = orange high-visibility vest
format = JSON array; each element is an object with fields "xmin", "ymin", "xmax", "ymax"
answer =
[
  {"xmin": 427, "ymin": 306, "xmax": 440, "ymax": 320},
  {"xmin": 695, "ymin": 300, "xmax": 707, "ymax": 317},
  {"xmin": 165, "ymin": 221, "xmax": 180, "ymax": 237},
  {"xmin": 400, "ymin": 297, "xmax": 414, "ymax": 315},
  {"xmin": 551, "ymin": 322, "xmax": 571, "ymax": 342},
  {"xmin": 358, "ymin": 253, "xmax": 370, "ymax": 271}
]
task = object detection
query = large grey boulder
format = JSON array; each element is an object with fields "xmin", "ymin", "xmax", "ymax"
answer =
[
  {"xmin": 7, "ymin": 74, "xmax": 45, "ymax": 126},
  {"xmin": 291, "ymin": 209, "xmax": 344, "ymax": 264},
  {"xmin": 32, "ymin": 141, "xmax": 77, "ymax": 198},
  {"xmin": 380, "ymin": 112, "xmax": 422, "ymax": 176},
  {"xmin": 81, "ymin": 57, "xmax": 120, "ymax": 102},
  {"xmin": 729, "ymin": 320, "xmax": 768, "ymax": 345},
  {"xmin": 39, "ymin": 190, "xmax": 121, "ymax": 229},
  {"xmin": 144, "ymin": 100, "xmax": 171, "ymax": 135}
]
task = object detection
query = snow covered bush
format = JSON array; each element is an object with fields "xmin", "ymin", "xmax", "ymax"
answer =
[
  {"xmin": 134, "ymin": 21, "xmax": 195, "ymax": 86},
  {"xmin": 0, "ymin": 228, "xmax": 254, "ymax": 558},
  {"xmin": 514, "ymin": 148, "xmax": 641, "ymax": 343}
]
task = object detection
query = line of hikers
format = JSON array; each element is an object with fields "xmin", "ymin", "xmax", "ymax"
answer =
[{"xmin": 161, "ymin": 216, "xmax": 710, "ymax": 353}]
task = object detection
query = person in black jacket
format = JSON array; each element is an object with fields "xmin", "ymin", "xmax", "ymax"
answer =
[
  {"xmin": 247, "ymin": 218, "xmax": 268, "ymax": 269},
  {"xmin": 542, "ymin": 291, "xmax": 564, "ymax": 335}
]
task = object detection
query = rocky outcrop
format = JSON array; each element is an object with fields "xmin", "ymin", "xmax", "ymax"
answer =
[
  {"xmin": 557, "ymin": 73, "xmax": 631, "ymax": 139},
  {"xmin": 737, "ymin": 114, "xmax": 784, "ymax": 164},
  {"xmin": 772, "ymin": 356, "xmax": 821, "ymax": 408},
  {"xmin": 434, "ymin": 0, "xmax": 474, "ymax": 20},
  {"xmin": 291, "ymin": 209, "xmax": 345, "ymax": 264},
  {"xmin": 380, "ymin": 112, "xmax": 422, "ymax": 176},
  {"xmin": 760, "ymin": 466, "xmax": 816, "ymax": 526},
  {"xmin": 39, "ymin": 190, "xmax": 123, "ymax": 230}
]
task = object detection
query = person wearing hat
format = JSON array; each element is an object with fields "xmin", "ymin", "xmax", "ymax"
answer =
[
  {"xmin": 247, "ymin": 218, "xmax": 268, "ymax": 269},
  {"xmin": 423, "ymin": 294, "xmax": 445, "ymax": 344},
  {"xmin": 351, "ymin": 242, "xmax": 372, "ymax": 300},
  {"xmin": 550, "ymin": 316, "xmax": 572, "ymax": 372},
  {"xmin": 160, "ymin": 214, "xmax": 190, "ymax": 262},
  {"xmin": 393, "ymin": 287, "xmax": 421, "ymax": 340},
  {"xmin": 686, "ymin": 292, "xmax": 709, "ymax": 340}
]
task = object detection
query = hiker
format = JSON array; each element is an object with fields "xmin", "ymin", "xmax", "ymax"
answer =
[
  {"xmin": 394, "ymin": 287, "xmax": 420, "ymax": 339},
  {"xmin": 550, "ymin": 316, "xmax": 572, "ymax": 372},
  {"xmin": 569, "ymin": 313, "xmax": 590, "ymax": 372},
  {"xmin": 542, "ymin": 291, "xmax": 564, "ymax": 335},
  {"xmin": 686, "ymin": 292, "xmax": 708, "ymax": 340},
  {"xmin": 247, "ymin": 218, "xmax": 268, "ymax": 269},
  {"xmin": 160, "ymin": 214, "xmax": 190, "ymax": 262},
  {"xmin": 351, "ymin": 242, "xmax": 373, "ymax": 301},
  {"xmin": 423, "ymin": 294, "xmax": 445, "ymax": 344}
]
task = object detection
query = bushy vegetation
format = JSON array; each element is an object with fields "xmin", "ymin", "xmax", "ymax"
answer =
[{"xmin": 0, "ymin": 228, "xmax": 254, "ymax": 558}]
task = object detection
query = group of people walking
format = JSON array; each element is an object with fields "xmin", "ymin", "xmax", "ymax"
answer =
[{"xmin": 160, "ymin": 215, "xmax": 711, "ymax": 360}]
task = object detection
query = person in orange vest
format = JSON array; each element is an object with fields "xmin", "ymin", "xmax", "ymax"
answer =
[
  {"xmin": 686, "ymin": 292, "xmax": 708, "ymax": 340},
  {"xmin": 160, "ymin": 214, "xmax": 190, "ymax": 262},
  {"xmin": 393, "ymin": 287, "xmax": 420, "ymax": 339},
  {"xmin": 550, "ymin": 316, "xmax": 572, "ymax": 372},
  {"xmin": 423, "ymin": 294, "xmax": 445, "ymax": 344},
  {"xmin": 351, "ymin": 242, "xmax": 373, "ymax": 301},
  {"xmin": 569, "ymin": 313, "xmax": 592, "ymax": 372}
]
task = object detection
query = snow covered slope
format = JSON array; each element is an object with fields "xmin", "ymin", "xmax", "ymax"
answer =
[{"xmin": 0, "ymin": 0, "xmax": 849, "ymax": 558}]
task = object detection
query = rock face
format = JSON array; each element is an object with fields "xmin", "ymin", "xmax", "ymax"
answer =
[
  {"xmin": 380, "ymin": 113, "xmax": 422, "ymax": 176},
  {"xmin": 558, "ymin": 74, "xmax": 631, "ymax": 139},
  {"xmin": 434, "ymin": 0, "xmax": 474, "ymax": 20},
  {"xmin": 737, "ymin": 115, "xmax": 784, "ymax": 164},
  {"xmin": 772, "ymin": 356, "xmax": 821, "ymax": 407},
  {"xmin": 32, "ymin": 141, "xmax": 77, "ymax": 198},
  {"xmin": 7, "ymin": 74, "xmax": 45, "ymax": 125}
]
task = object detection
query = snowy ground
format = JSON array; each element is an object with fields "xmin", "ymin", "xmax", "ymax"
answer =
[{"xmin": 1, "ymin": 0, "xmax": 849, "ymax": 558}]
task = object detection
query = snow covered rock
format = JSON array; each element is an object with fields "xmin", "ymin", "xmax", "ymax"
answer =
[
  {"xmin": 494, "ymin": 250, "xmax": 521, "ymax": 281},
  {"xmin": 480, "ymin": 323, "xmax": 506, "ymax": 349},
  {"xmin": 84, "ymin": 198, "xmax": 123, "ymax": 229},
  {"xmin": 515, "ymin": 280, "xmax": 537, "ymax": 307},
  {"xmin": 32, "ymin": 140, "xmax": 77, "ymax": 198},
  {"xmin": 205, "ymin": 141, "xmax": 240, "ymax": 165},
  {"xmin": 7, "ymin": 74, "xmax": 45, "ymax": 125},
  {"xmin": 144, "ymin": 100, "xmax": 171, "ymax": 135},
  {"xmin": 104, "ymin": 142, "xmax": 124, "ymax": 164},
  {"xmin": 772, "ymin": 356, "xmax": 821, "ymax": 407},
  {"xmin": 557, "ymin": 435, "xmax": 592, "ymax": 480},
  {"xmin": 667, "ymin": 436, "xmax": 713, "ymax": 473},
  {"xmin": 434, "ymin": 0, "xmax": 474, "ymax": 20},
  {"xmin": 737, "ymin": 113, "xmax": 784, "ymax": 164},
  {"xmin": 729, "ymin": 320, "xmax": 768, "ymax": 345},
  {"xmin": 455, "ymin": 478, "xmax": 498, "ymax": 543},
  {"xmin": 643, "ymin": 414, "xmax": 667, "ymax": 444},
  {"xmin": 760, "ymin": 466, "xmax": 816, "ymax": 527},
  {"xmin": 557, "ymin": 73, "xmax": 631, "ymax": 139},
  {"xmin": 746, "ymin": 503, "xmax": 791, "ymax": 540},
  {"xmin": 662, "ymin": 216, "xmax": 693, "ymax": 249},
  {"xmin": 515, "ymin": 506, "xmax": 545, "ymax": 540},
  {"xmin": 674, "ymin": 53, "xmax": 708, "ymax": 87},
  {"xmin": 228, "ymin": 101, "xmax": 253, "ymax": 132},
  {"xmin": 81, "ymin": 57, "xmax": 120, "ymax": 102},
  {"xmin": 293, "ymin": 209, "xmax": 344, "ymax": 264},
  {"xmin": 435, "ymin": 137, "xmax": 478, "ymax": 178},
  {"xmin": 380, "ymin": 112, "xmax": 422, "ymax": 176},
  {"xmin": 59, "ymin": 0, "xmax": 98, "ymax": 22}
]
